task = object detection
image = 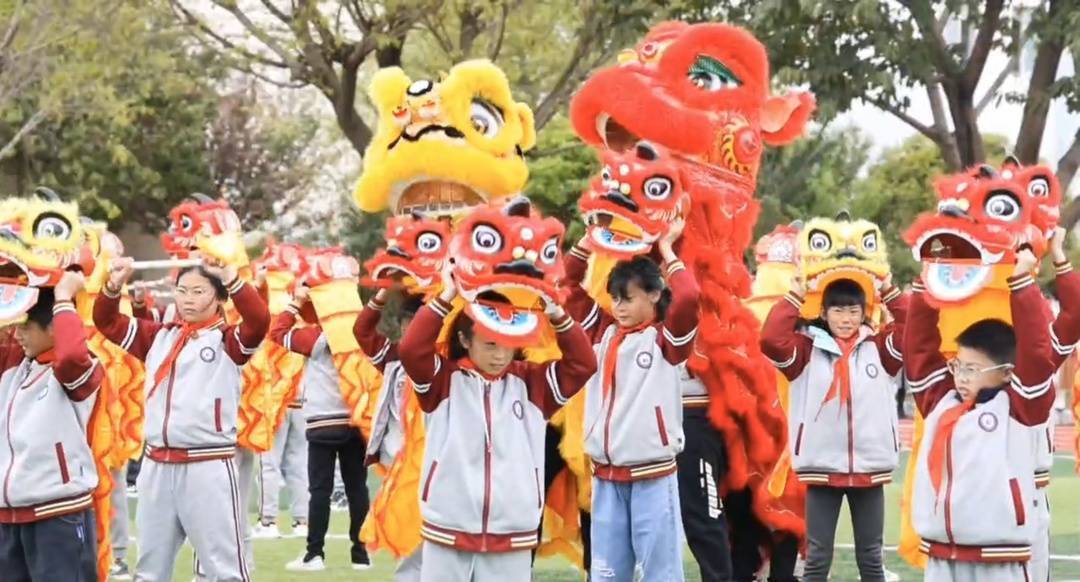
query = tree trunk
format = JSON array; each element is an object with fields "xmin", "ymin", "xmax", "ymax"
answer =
[
  {"xmin": 1014, "ymin": 0, "xmax": 1065, "ymax": 164},
  {"xmin": 1057, "ymin": 131, "xmax": 1080, "ymax": 229}
]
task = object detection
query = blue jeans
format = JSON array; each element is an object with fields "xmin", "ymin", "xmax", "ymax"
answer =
[{"xmin": 590, "ymin": 472, "xmax": 684, "ymax": 581}]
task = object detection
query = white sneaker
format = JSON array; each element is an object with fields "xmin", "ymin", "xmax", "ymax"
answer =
[
  {"xmin": 291, "ymin": 521, "xmax": 308, "ymax": 539},
  {"xmin": 884, "ymin": 567, "xmax": 901, "ymax": 582},
  {"xmin": 251, "ymin": 521, "xmax": 282, "ymax": 539},
  {"xmin": 351, "ymin": 561, "xmax": 372, "ymax": 571},
  {"xmin": 285, "ymin": 553, "xmax": 326, "ymax": 572}
]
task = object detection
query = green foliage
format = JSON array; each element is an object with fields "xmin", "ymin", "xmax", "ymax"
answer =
[
  {"xmin": 524, "ymin": 115, "xmax": 598, "ymax": 247},
  {"xmin": 1, "ymin": 4, "xmax": 222, "ymax": 228},
  {"xmin": 754, "ymin": 125, "xmax": 872, "ymax": 242}
]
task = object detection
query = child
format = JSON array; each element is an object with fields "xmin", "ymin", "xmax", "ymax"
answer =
[
  {"xmin": 398, "ymin": 267, "xmax": 596, "ymax": 582},
  {"xmin": 1029, "ymin": 228, "xmax": 1080, "ymax": 582},
  {"xmin": 270, "ymin": 283, "xmax": 371, "ymax": 572},
  {"xmin": 354, "ymin": 287, "xmax": 423, "ymax": 580},
  {"xmin": 564, "ymin": 218, "xmax": 699, "ymax": 581},
  {"xmin": 0, "ymin": 273, "xmax": 102, "ymax": 581},
  {"xmin": 905, "ymin": 250, "xmax": 1057, "ymax": 582},
  {"xmin": 95, "ymin": 257, "xmax": 269, "ymax": 582},
  {"xmin": 760, "ymin": 276, "xmax": 907, "ymax": 582},
  {"xmin": 252, "ymin": 387, "xmax": 309, "ymax": 539}
]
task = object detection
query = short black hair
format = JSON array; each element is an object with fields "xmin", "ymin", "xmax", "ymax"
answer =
[
  {"xmin": 955, "ymin": 319, "xmax": 1016, "ymax": 366},
  {"xmin": 25, "ymin": 287, "xmax": 55, "ymax": 329},
  {"xmin": 606, "ymin": 256, "xmax": 672, "ymax": 320},
  {"xmin": 176, "ymin": 265, "xmax": 229, "ymax": 300},
  {"xmin": 822, "ymin": 279, "xmax": 866, "ymax": 310}
]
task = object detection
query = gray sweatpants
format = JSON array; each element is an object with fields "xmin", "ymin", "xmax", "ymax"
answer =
[
  {"xmin": 135, "ymin": 457, "xmax": 250, "ymax": 582},
  {"xmin": 109, "ymin": 465, "xmax": 130, "ymax": 561},
  {"xmin": 419, "ymin": 542, "xmax": 530, "ymax": 582},
  {"xmin": 258, "ymin": 409, "xmax": 309, "ymax": 522},
  {"xmin": 1031, "ymin": 487, "xmax": 1050, "ymax": 582},
  {"xmin": 924, "ymin": 558, "xmax": 1029, "ymax": 581},
  {"xmin": 804, "ymin": 485, "xmax": 885, "ymax": 582},
  {"xmin": 395, "ymin": 547, "xmax": 423, "ymax": 582},
  {"xmin": 193, "ymin": 450, "xmax": 256, "ymax": 581}
]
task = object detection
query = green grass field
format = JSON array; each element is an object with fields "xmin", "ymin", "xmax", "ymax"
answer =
[{"xmin": 133, "ymin": 453, "xmax": 1080, "ymax": 581}]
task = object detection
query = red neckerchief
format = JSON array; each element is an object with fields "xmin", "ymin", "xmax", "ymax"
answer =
[
  {"xmin": 816, "ymin": 334, "xmax": 858, "ymax": 420},
  {"xmin": 927, "ymin": 397, "xmax": 976, "ymax": 498},
  {"xmin": 602, "ymin": 321, "xmax": 652, "ymax": 403},
  {"xmin": 34, "ymin": 349, "xmax": 56, "ymax": 365},
  {"xmin": 150, "ymin": 316, "xmax": 225, "ymax": 397},
  {"xmin": 457, "ymin": 357, "xmax": 509, "ymax": 382}
]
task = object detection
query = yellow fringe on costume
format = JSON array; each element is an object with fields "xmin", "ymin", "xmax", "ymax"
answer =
[
  {"xmin": 360, "ymin": 381, "xmax": 426, "ymax": 558},
  {"xmin": 898, "ymin": 410, "xmax": 928, "ymax": 569},
  {"xmin": 238, "ymin": 342, "xmax": 304, "ymax": 452},
  {"xmin": 309, "ymin": 281, "xmax": 382, "ymax": 438}
]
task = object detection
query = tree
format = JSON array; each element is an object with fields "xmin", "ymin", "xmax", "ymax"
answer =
[
  {"xmin": 669, "ymin": 0, "xmax": 1080, "ymax": 223},
  {"xmin": 753, "ymin": 125, "xmax": 872, "ymax": 243},
  {"xmin": 170, "ymin": 0, "xmax": 660, "ymax": 155},
  {"xmin": 523, "ymin": 115, "xmax": 598, "ymax": 246},
  {"xmin": 1, "ymin": 5, "xmax": 224, "ymax": 227},
  {"xmin": 852, "ymin": 134, "xmax": 1009, "ymax": 284},
  {"xmin": 209, "ymin": 86, "xmax": 331, "ymax": 230}
]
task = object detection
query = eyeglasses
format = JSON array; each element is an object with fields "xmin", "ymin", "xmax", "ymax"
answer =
[{"xmin": 946, "ymin": 359, "xmax": 1013, "ymax": 379}]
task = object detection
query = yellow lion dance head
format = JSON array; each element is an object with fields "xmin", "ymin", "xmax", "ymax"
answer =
[
  {"xmin": 798, "ymin": 211, "xmax": 889, "ymax": 319},
  {"xmin": 353, "ymin": 59, "xmax": 536, "ymax": 217}
]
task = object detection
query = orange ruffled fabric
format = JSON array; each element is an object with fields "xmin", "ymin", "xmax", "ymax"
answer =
[{"xmin": 360, "ymin": 380, "xmax": 426, "ymax": 558}]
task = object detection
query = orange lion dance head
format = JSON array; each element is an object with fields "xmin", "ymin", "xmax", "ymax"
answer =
[{"xmin": 362, "ymin": 213, "xmax": 451, "ymax": 293}]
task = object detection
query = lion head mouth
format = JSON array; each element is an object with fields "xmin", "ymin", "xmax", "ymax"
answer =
[{"xmin": 393, "ymin": 180, "xmax": 486, "ymax": 218}]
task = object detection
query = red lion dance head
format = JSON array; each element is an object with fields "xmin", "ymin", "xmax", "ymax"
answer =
[
  {"xmin": 903, "ymin": 160, "xmax": 1057, "ymax": 305},
  {"xmin": 362, "ymin": 213, "xmax": 451, "ymax": 293},
  {"xmin": 449, "ymin": 197, "xmax": 565, "ymax": 347},
  {"xmin": 579, "ymin": 141, "xmax": 688, "ymax": 258},
  {"xmin": 160, "ymin": 193, "xmax": 242, "ymax": 258},
  {"xmin": 570, "ymin": 21, "xmax": 815, "ymax": 537}
]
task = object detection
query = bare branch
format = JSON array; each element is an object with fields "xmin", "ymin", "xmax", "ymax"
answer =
[
  {"xmin": 1058, "ymin": 128, "xmax": 1080, "ymax": 197},
  {"xmin": 0, "ymin": 110, "xmax": 47, "ymax": 161},
  {"xmin": 906, "ymin": 0, "xmax": 961, "ymax": 78},
  {"xmin": 170, "ymin": 1, "xmax": 289, "ymax": 69},
  {"xmin": 0, "ymin": 0, "xmax": 24, "ymax": 56},
  {"xmin": 258, "ymin": 0, "xmax": 293, "ymax": 24},
  {"xmin": 488, "ymin": 1, "xmax": 510, "ymax": 61},
  {"xmin": 206, "ymin": 0, "xmax": 299, "ymax": 70},
  {"xmin": 975, "ymin": 56, "xmax": 1017, "ymax": 115},
  {"xmin": 868, "ymin": 97, "xmax": 937, "ymax": 139},
  {"xmin": 1014, "ymin": 0, "xmax": 1066, "ymax": 164},
  {"xmin": 961, "ymin": 0, "xmax": 1005, "ymax": 90}
]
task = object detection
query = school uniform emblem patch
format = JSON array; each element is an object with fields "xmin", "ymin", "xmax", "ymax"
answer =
[
  {"xmin": 865, "ymin": 364, "xmax": 879, "ymax": 378},
  {"xmin": 636, "ymin": 352, "xmax": 653, "ymax": 369},
  {"xmin": 977, "ymin": 411, "xmax": 998, "ymax": 432},
  {"xmin": 512, "ymin": 400, "xmax": 524, "ymax": 420},
  {"xmin": 200, "ymin": 347, "xmax": 217, "ymax": 363}
]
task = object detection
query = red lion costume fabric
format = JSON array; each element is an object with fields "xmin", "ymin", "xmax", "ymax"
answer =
[{"xmin": 570, "ymin": 21, "xmax": 815, "ymax": 537}]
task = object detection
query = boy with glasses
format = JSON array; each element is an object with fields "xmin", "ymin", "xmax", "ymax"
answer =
[{"xmin": 904, "ymin": 249, "xmax": 1062, "ymax": 581}]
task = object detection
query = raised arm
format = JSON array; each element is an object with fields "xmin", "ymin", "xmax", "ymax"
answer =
[
  {"xmin": 872, "ymin": 286, "xmax": 909, "ymax": 376},
  {"xmin": 904, "ymin": 280, "xmax": 954, "ymax": 416},
  {"xmin": 398, "ymin": 286, "xmax": 457, "ymax": 413},
  {"xmin": 1007, "ymin": 271, "xmax": 1057, "ymax": 426},
  {"xmin": 354, "ymin": 289, "xmax": 397, "ymax": 373},
  {"xmin": 523, "ymin": 307, "xmax": 598, "ymax": 418},
  {"xmin": 222, "ymin": 277, "xmax": 270, "ymax": 365},
  {"xmin": 760, "ymin": 288, "xmax": 812, "ymax": 381},
  {"xmin": 269, "ymin": 306, "xmax": 322, "ymax": 357},
  {"xmin": 51, "ymin": 273, "xmax": 103, "ymax": 402},
  {"xmin": 658, "ymin": 258, "xmax": 701, "ymax": 365},
  {"xmin": 93, "ymin": 258, "xmax": 162, "ymax": 361},
  {"xmin": 564, "ymin": 241, "xmax": 614, "ymax": 344}
]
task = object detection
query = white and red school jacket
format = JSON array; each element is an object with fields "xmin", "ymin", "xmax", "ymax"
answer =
[
  {"xmin": 398, "ymin": 296, "xmax": 596, "ymax": 553},
  {"xmin": 94, "ymin": 279, "xmax": 269, "ymax": 463},
  {"xmin": 760, "ymin": 287, "xmax": 907, "ymax": 487},
  {"xmin": 564, "ymin": 244, "xmax": 701, "ymax": 482},
  {"xmin": 354, "ymin": 297, "xmax": 411, "ymax": 466},
  {"xmin": 0, "ymin": 301, "xmax": 103, "ymax": 523},
  {"xmin": 905, "ymin": 274, "xmax": 1057, "ymax": 563},
  {"xmin": 1033, "ymin": 261, "xmax": 1080, "ymax": 488},
  {"xmin": 269, "ymin": 308, "xmax": 349, "ymax": 434}
]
